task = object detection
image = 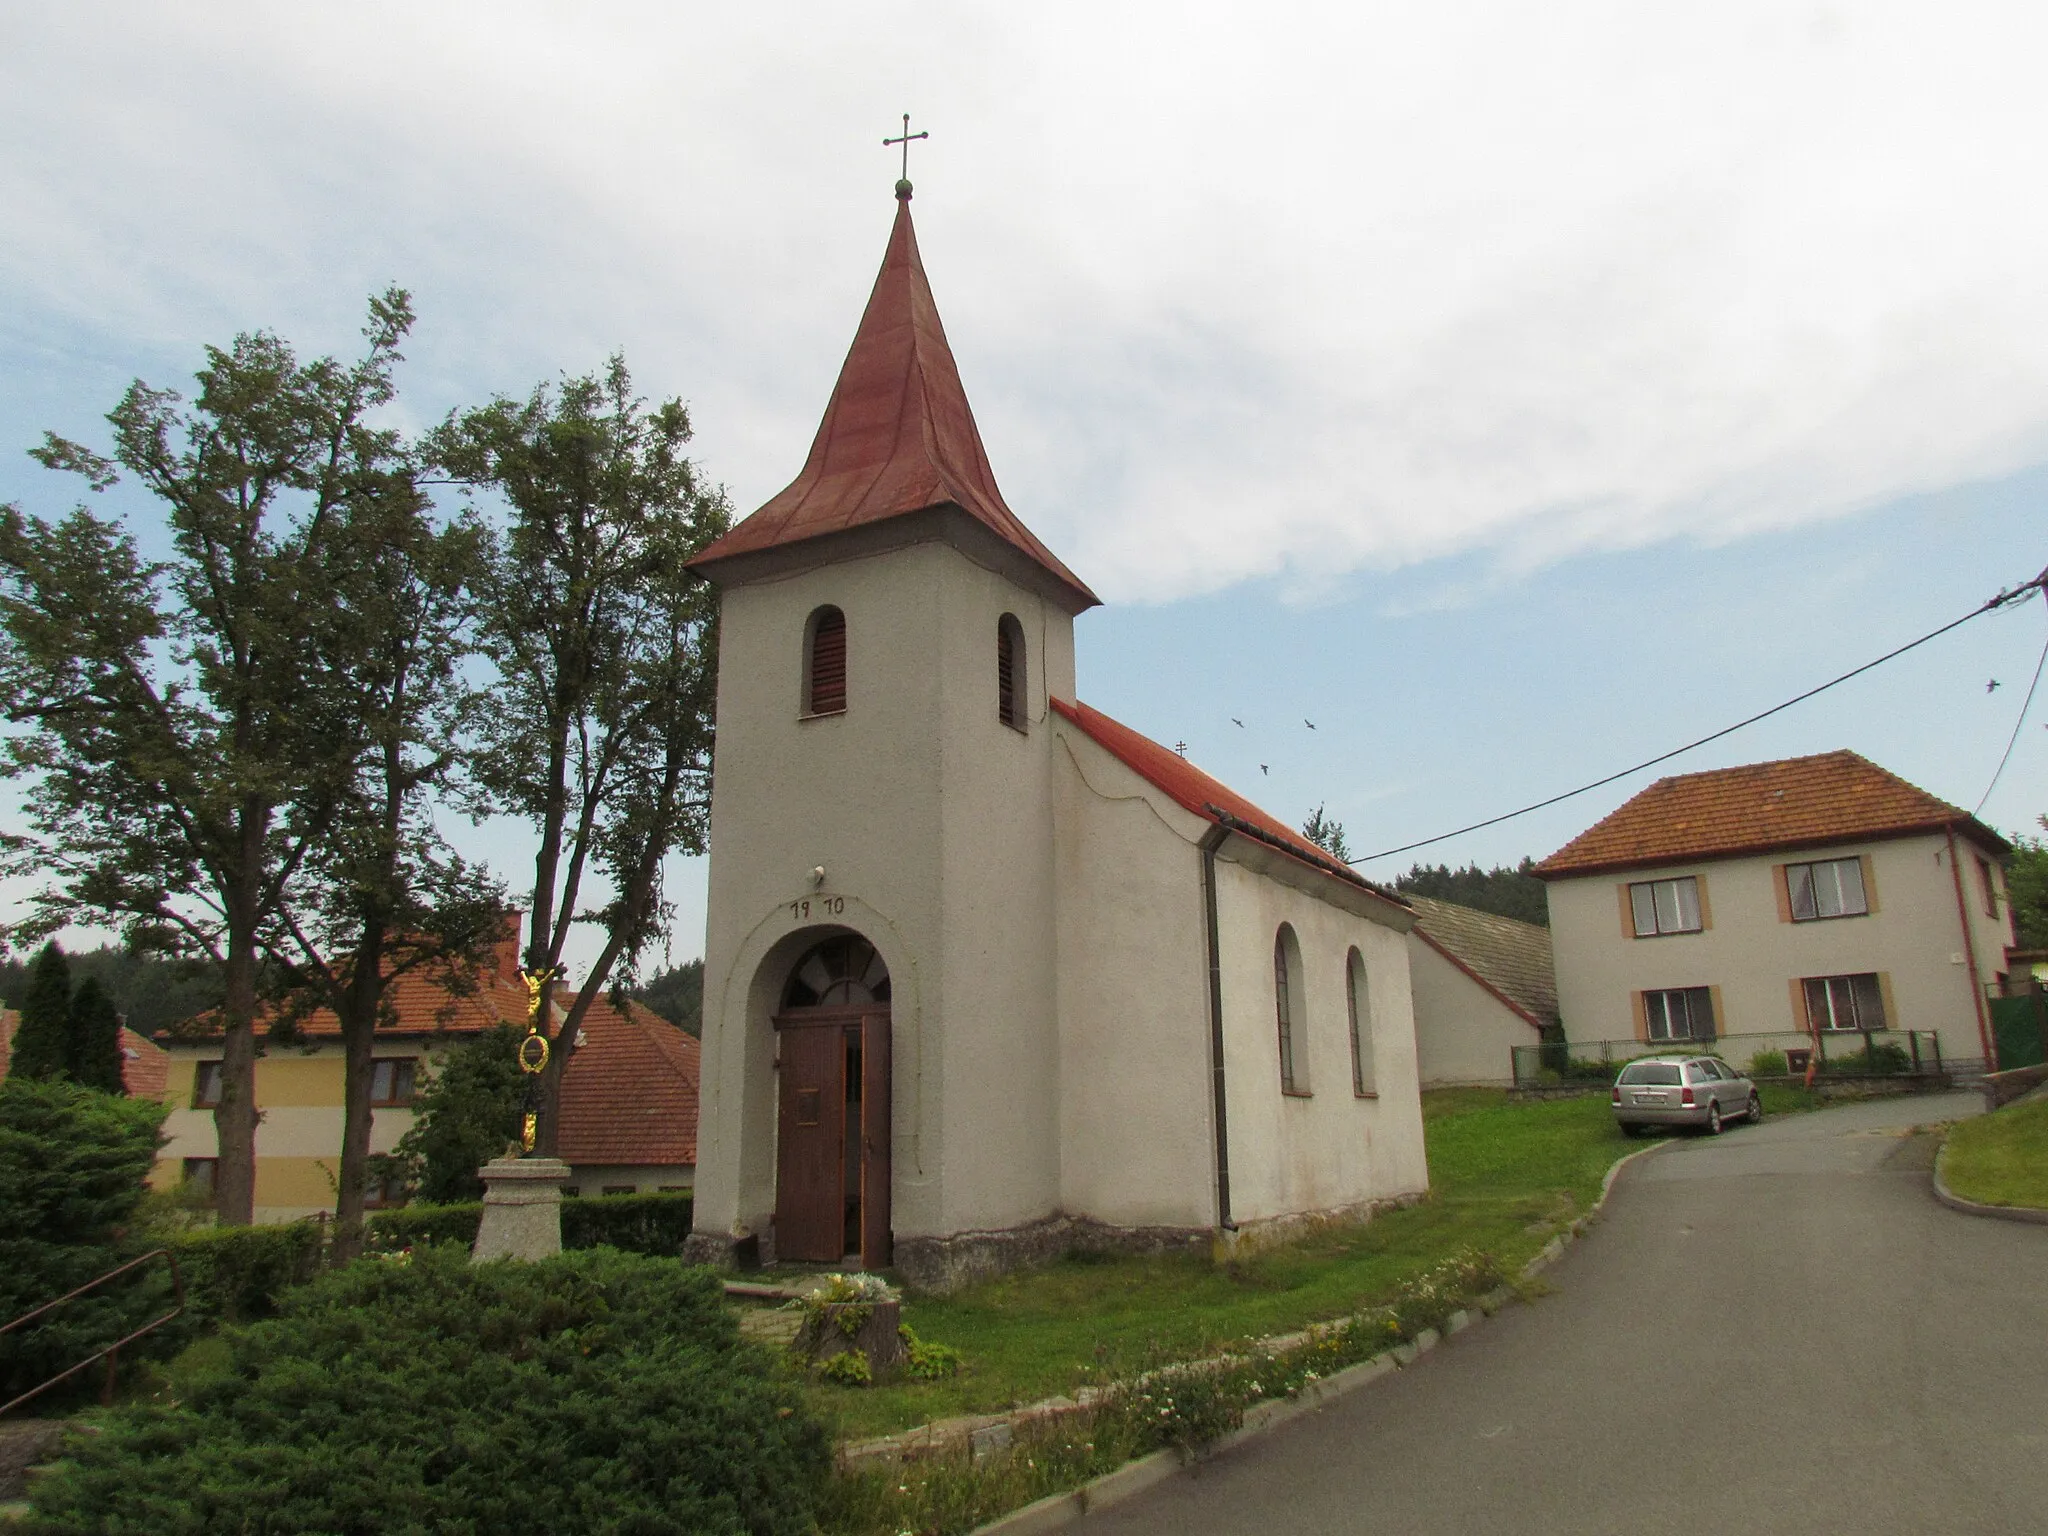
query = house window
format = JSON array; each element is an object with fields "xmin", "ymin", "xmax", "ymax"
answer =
[
  {"xmin": 1976, "ymin": 856, "xmax": 1998, "ymax": 918},
  {"xmin": 1346, "ymin": 947, "xmax": 1375, "ymax": 1096},
  {"xmin": 368, "ymin": 1058, "xmax": 418, "ymax": 1107},
  {"xmin": 193, "ymin": 1061, "xmax": 224, "ymax": 1108},
  {"xmin": 1643, "ymin": 986, "xmax": 1715, "ymax": 1042},
  {"xmin": 803, "ymin": 605, "xmax": 847, "ymax": 716},
  {"xmin": 1629, "ymin": 877, "xmax": 1702, "ymax": 937},
  {"xmin": 1803, "ymin": 973, "xmax": 1885, "ymax": 1032},
  {"xmin": 996, "ymin": 613, "xmax": 1026, "ymax": 731},
  {"xmin": 182, "ymin": 1157, "xmax": 217, "ymax": 1201},
  {"xmin": 1274, "ymin": 926, "xmax": 1308, "ymax": 1094},
  {"xmin": 1786, "ymin": 858, "xmax": 1867, "ymax": 922}
]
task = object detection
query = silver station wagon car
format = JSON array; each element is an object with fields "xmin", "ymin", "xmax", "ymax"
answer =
[{"xmin": 1611, "ymin": 1055, "xmax": 1761, "ymax": 1136}]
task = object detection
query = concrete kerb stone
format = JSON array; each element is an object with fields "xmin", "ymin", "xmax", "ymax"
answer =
[
  {"xmin": 957, "ymin": 1143, "xmax": 1660, "ymax": 1535},
  {"xmin": 1931, "ymin": 1139, "xmax": 2048, "ymax": 1226}
]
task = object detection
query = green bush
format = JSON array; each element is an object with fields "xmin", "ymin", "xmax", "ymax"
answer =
[
  {"xmin": 562, "ymin": 1189, "xmax": 695, "ymax": 1254},
  {"xmin": 1747, "ymin": 1050, "xmax": 1789, "ymax": 1077},
  {"xmin": 362, "ymin": 1199, "xmax": 484, "ymax": 1252},
  {"xmin": 363, "ymin": 1190, "xmax": 694, "ymax": 1258},
  {"xmin": 1821, "ymin": 1042, "xmax": 1912, "ymax": 1076},
  {"xmin": 28, "ymin": 1246, "xmax": 831, "ymax": 1536},
  {"xmin": 167, "ymin": 1221, "xmax": 324, "ymax": 1327},
  {"xmin": 0, "ymin": 1079, "xmax": 167, "ymax": 1406}
]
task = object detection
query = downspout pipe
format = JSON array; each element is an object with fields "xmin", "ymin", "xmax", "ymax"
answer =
[
  {"xmin": 1200, "ymin": 824, "xmax": 1235, "ymax": 1231},
  {"xmin": 1945, "ymin": 827, "xmax": 1997, "ymax": 1072}
]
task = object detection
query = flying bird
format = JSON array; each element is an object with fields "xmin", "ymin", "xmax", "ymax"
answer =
[
  {"xmin": 1259, "ymin": 764, "xmax": 1269, "ymax": 775},
  {"xmin": 1304, "ymin": 719, "xmax": 1317, "ymax": 730},
  {"xmin": 1988, "ymin": 679, "xmax": 2002, "ymax": 692},
  {"xmin": 1231, "ymin": 718, "xmax": 1244, "ymax": 728}
]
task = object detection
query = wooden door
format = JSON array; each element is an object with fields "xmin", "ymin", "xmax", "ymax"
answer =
[
  {"xmin": 774, "ymin": 1019, "xmax": 847, "ymax": 1262},
  {"xmin": 860, "ymin": 1011, "xmax": 892, "ymax": 1270}
]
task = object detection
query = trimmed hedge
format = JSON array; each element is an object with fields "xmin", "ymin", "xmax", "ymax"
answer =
[
  {"xmin": 168, "ymin": 1221, "xmax": 324, "ymax": 1327},
  {"xmin": 364, "ymin": 1189, "xmax": 694, "ymax": 1258},
  {"xmin": 28, "ymin": 1246, "xmax": 831, "ymax": 1535}
]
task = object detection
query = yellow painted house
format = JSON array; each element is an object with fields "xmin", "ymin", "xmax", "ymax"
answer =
[{"xmin": 154, "ymin": 923, "xmax": 700, "ymax": 1221}]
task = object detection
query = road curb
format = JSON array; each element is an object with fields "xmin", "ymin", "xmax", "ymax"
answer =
[
  {"xmin": 1931, "ymin": 1139, "xmax": 2048, "ymax": 1227},
  {"xmin": 969, "ymin": 1143, "xmax": 1654, "ymax": 1535}
]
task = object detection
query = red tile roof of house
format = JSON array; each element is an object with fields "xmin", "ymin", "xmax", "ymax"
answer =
[
  {"xmin": 160, "ymin": 921, "xmax": 533, "ymax": 1043},
  {"xmin": 556, "ymin": 999, "xmax": 700, "ymax": 1168},
  {"xmin": 0, "ymin": 1008, "xmax": 170, "ymax": 1098},
  {"xmin": 1052, "ymin": 698, "xmax": 1406, "ymax": 910},
  {"xmin": 687, "ymin": 190, "xmax": 1098, "ymax": 611},
  {"xmin": 1533, "ymin": 750, "xmax": 2010, "ymax": 878}
]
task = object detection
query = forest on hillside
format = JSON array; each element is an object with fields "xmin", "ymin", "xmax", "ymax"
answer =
[{"xmin": 1392, "ymin": 859, "xmax": 1550, "ymax": 926}]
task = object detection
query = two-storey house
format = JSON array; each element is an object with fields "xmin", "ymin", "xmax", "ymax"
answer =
[{"xmin": 1534, "ymin": 751, "xmax": 2014, "ymax": 1077}]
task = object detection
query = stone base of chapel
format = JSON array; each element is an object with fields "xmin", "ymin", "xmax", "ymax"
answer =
[{"xmin": 891, "ymin": 1214, "xmax": 1212, "ymax": 1294}]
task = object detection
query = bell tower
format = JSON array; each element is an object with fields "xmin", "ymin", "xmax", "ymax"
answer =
[{"xmin": 684, "ymin": 181, "xmax": 1099, "ymax": 1278}]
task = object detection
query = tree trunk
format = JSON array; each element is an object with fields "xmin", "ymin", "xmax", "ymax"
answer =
[
  {"xmin": 214, "ymin": 926, "xmax": 261, "ymax": 1227},
  {"xmin": 330, "ymin": 919, "xmax": 386, "ymax": 1265}
]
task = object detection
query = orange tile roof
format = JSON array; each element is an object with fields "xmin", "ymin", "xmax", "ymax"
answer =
[
  {"xmin": 556, "ymin": 998, "xmax": 699, "ymax": 1168},
  {"xmin": 687, "ymin": 190, "xmax": 1098, "ymax": 611},
  {"xmin": 162, "ymin": 922, "xmax": 533, "ymax": 1043},
  {"xmin": 0, "ymin": 1009, "xmax": 170, "ymax": 1099},
  {"xmin": 1533, "ymin": 750, "xmax": 2010, "ymax": 878},
  {"xmin": 1052, "ymin": 698, "xmax": 1407, "ymax": 911}
]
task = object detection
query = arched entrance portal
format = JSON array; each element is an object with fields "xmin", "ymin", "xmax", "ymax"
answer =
[{"xmin": 774, "ymin": 936, "xmax": 892, "ymax": 1267}]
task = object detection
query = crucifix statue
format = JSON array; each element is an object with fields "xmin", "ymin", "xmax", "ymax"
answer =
[{"xmin": 884, "ymin": 112, "xmax": 928, "ymax": 197}]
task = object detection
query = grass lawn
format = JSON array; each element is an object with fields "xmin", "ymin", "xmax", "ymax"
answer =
[
  {"xmin": 803, "ymin": 1089, "xmax": 1640, "ymax": 1441},
  {"xmin": 1941, "ymin": 1095, "xmax": 2048, "ymax": 1209}
]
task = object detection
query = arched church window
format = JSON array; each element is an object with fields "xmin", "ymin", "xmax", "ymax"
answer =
[
  {"xmin": 804, "ymin": 605, "xmax": 847, "ymax": 717},
  {"xmin": 781, "ymin": 935, "xmax": 891, "ymax": 1008},
  {"xmin": 1347, "ymin": 947, "xmax": 1376, "ymax": 1096},
  {"xmin": 1275, "ymin": 925, "xmax": 1308, "ymax": 1094},
  {"xmin": 997, "ymin": 613, "xmax": 1026, "ymax": 731}
]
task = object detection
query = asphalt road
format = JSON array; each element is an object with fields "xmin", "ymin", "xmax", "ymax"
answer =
[{"xmin": 1085, "ymin": 1092, "xmax": 2047, "ymax": 1535}]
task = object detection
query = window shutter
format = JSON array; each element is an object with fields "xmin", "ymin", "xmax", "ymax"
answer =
[
  {"xmin": 997, "ymin": 621, "xmax": 1017, "ymax": 727},
  {"xmin": 1774, "ymin": 865, "xmax": 1793, "ymax": 924},
  {"xmin": 1859, "ymin": 855, "xmax": 1880, "ymax": 914},
  {"xmin": 1631, "ymin": 990, "xmax": 1648, "ymax": 1042},
  {"xmin": 809, "ymin": 608, "xmax": 846, "ymax": 715},
  {"xmin": 1694, "ymin": 875, "xmax": 1713, "ymax": 931}
]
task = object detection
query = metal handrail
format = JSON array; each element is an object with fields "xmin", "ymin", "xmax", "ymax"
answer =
[{"xmin": 0, "ymin": 1248, "xmax": 185, "ymax": 1417}]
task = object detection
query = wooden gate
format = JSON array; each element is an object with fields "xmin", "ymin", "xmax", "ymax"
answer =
[{"xmin": 774, "ymin": 1008, "xmax": 891, "ymax": 1268}]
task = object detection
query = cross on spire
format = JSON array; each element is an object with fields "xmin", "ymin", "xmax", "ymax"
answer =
[{"xmin": 884, "ymin": 112, "xmax": 928, "ymax": 197}]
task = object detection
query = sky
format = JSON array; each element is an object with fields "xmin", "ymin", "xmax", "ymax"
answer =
[{"xmin": 2, "ymin": 2, "xmax": 2044, "ymax": 977}]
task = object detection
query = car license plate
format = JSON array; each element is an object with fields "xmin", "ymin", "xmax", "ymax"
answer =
[{"xmin": 1633, "ymin": 1092, "xmax": 1665, "ymax": 1105}]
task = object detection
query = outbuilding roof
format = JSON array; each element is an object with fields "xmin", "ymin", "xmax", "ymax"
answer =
[
  {"xmin": 1052, "ymin": 698, "xmax": 1406, "ymax": 908},
  {"xmin": 554, "ymin": 998, "xmax": 700, "ymax": 1168},
  {"xmin": 1406, "ymin": 897, "xmax": 1558, "ymax": 1029},
  {"xmin": 0, "ymin": 1008, "xmax": 168, "ymax": 1098},
  {"xmin": 1533, "ymin": 750, "xmax": 2009, "ymax": 878},
  {"xmin": 687, "ymin": 189, "xmax": 1098, "ymax": 611}
]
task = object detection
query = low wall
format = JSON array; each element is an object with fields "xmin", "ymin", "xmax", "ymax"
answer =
[{"xmin": 1981, "ymin": 1062, "xmax": 2048, "ymax": 1111}]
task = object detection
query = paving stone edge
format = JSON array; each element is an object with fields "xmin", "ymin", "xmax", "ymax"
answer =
[{"xmin": 966, "ymin": 1140, "xmax": 1659, "ymax": 1534}]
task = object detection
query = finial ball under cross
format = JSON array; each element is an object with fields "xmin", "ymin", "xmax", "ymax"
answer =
[{"xmin": 884, "ymin": 112, "xmax": 928, "ymax": 198}]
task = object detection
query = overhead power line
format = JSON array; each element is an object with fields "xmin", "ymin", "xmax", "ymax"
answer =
[
  {"xmin": 1355, "ymin": 563, "xmax": 2048, "ymax": 866},
  {"xmin": 1973, "ymin": 596, "xmax": 2048, "ymax": 816}
]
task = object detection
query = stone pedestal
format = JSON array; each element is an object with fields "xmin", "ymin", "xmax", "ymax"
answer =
[{"xmin": 471, "ymin": 1156, "xmax": 571, "ymax": 1262}]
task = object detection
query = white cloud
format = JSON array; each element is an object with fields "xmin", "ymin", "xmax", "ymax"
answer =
[{"xmin": 4, "ymin": 1, "xmax": 2046, "ymax": 605}]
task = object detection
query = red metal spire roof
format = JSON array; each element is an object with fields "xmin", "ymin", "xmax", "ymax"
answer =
[{"xmin": 689, "ymin": 190, "xmax": 1098, "ymax": 609}]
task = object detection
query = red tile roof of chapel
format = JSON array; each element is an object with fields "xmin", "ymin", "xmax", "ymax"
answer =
[
  {"xmin": 1533, "ymin": 750, "xmax": 2010, "ymax": 879},
  {"xmin": 1052, "ymin": 698, "xmax": 1406, "ymax": 909},
  {"xmin": 554, "ymin": 999, "xmax": 700, "ymax": 1168},
  {"xmin": 687, "ymin": 190, "xmax": 1099, "ymax": 610}
]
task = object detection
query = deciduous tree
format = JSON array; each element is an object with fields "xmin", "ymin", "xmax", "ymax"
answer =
[
  {"xmin": 427, "ymin": 356, "xmax": 728, "ymax": 1153},
  {"xmin": 0, "ymin": 291, "xmax": 420, "ymax": 1223}
]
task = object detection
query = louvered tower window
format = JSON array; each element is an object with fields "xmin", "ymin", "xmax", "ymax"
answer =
[
  {"xmin": 997, "ymin": 613, "xmax": 1026, "ymax": 731},
  {"xmin": 805, "ymin": 606, "xmax": 847, "ymax": 716}
]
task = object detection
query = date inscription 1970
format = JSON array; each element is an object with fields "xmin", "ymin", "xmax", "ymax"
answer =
[{"xmin": 790, "ymin": 896, "xmax": 846, "ymax": 920}]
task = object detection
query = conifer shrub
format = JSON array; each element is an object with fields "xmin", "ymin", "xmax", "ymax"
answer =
[
  {"xmin": 27, "ymin": 1246, "xmax": 831, "ymax": 1536},
  {"xmin": 0, "ymin": 1078, "xmax": 167, "ymax": 1405},
  {"xmin": 362, "ymin": 1189, "xmax": 694, "ymax": 1257}
]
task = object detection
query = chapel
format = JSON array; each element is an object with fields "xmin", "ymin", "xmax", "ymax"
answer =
[{"xmin": 682, "ymin": 179, "xmax": 1430, "ymax": 1291}]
